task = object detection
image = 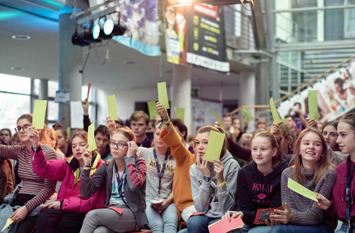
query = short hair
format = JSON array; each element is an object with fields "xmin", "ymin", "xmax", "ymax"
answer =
[
  {"xmin": 52, "ymin": 123, "xmax": 68, "ymax": 138},
  {"xmin": 0, "ymin": 128, "xmax": 12, "ymax": 137},
  {"xmin": 171, "ymin": 119, "xmax": 188, "ymax": 141},
  {"xmin": 130, "ymin": 111, "xmax": 149, "ymax": 125},
  {"xmin": 115, "ymin": 119, "xmax": 124, "ymax": 126},
  {"xmin": 94, "ymin": 125, "xmax": 110, "ymax": 139},
  {"xmin": 284, "ymin": 114, "xmax": 294, "ymax": 120},
  {"xmin": 257, "ymin": 118, "xmax": 267, "ymax": 125},
  {"xmin": 223, "ymin": 113, "xmax": 232, "ymax": 120},
  {"xmin": 334, "ymin": 78, "xmax": 344, "ymax": 87},
  {"xmin": 322, "ymin": 120, "xmax": 338, "ymax": 131}
]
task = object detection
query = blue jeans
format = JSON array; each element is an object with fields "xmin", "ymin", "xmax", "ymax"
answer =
[
  {"xmin": 186, "ymin": 215, "xmax": 220, "ymax": 233},
  {"xmin": 269, "ymin": 224, "xmax": 333, "ymax": 233},
  {"xmin": 248, "ymin": 225, "xmax": 272, "ymax": 233},
  {"xmin": 145, "ymin": 201, "xmax": 178, "ymax": 233}
]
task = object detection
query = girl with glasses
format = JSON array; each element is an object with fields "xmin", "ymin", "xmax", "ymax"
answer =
[
  {"xmin": 80, "ymin": 126, "xmax": 148, "ymax": 233},
  {"xmin": 30, "ymin": 129, "xmax": 105, "ymax": 233},
  {"xmin": 0, "ymin": 114, "xmax": 57, "ymax": 233}
]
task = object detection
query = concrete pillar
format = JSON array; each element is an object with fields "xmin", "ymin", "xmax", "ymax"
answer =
[
  {"xmin": 58, "ymin": 13, "xmax": 83, "ymax": 128},
  {"xmin": 39, "ymin": 79, "xmax": 48, "ymax": 100},
  {"xmin": 170, "ymin": 64, "xmax": 192, "ymax": 133},
  {"xmin": 239, "ymin": 71, "xmax": 255, "ymax": 132}
]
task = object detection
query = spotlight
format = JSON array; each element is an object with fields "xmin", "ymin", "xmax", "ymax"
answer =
[
  {"xmin": 103, "ymin": 18, "xmax": 114, "ymax": 35},
  {"xmin": 111, "ymin": 21, "xmax": 127, "ymax": 36},
  {"xmin": 72, "ymin": 28, "xmax": 90, "ymax": 47},
  {"xmin": 92, "ymin": 23, "xmax": 100, "ymax": 40},
  {"xmin": 72, "ymin": 25, "xmax": 102, "ymax": 47}
]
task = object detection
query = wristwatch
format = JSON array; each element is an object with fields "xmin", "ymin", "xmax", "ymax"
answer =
[{"xmin": 203, "ymin": 176, "xmax": 211, "ymax": 182}]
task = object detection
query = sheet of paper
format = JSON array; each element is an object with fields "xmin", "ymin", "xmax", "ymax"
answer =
[
  {"xmin": 269, "ymin": 97, "xmax": 281, "ymax": 124},
  {"xmin": 147, "ymin": 101, "xmax": 158, "ymax": 120},
  {"xmin": 107, "ymin": 95, "xmax": 119, "ymax": 121},
  {"xmin": 33, "ymin": 100, "xmax": 47, "ymax": 129},
  {"xmin": 208, "ymin": 216, "xmax": 244, "ymax": 233},
  {"xmin": 1, "ymin": 218, "xmax": 13, "ymax": 232},
  {"xmin": 287, "ymin": 178, "xmax": 318, "ymax": 202},
  {"xmin": 210, "ymin": 109, "xmax": 225, "ymax": 131},
  {"xmin": 204, "ymin": 130, "xmax": 224, "ymax": 163},
  {"xmin": 176, "ymin": 108, "xmax": 185, "ymax": 122},
  {"xmin": 308, "ymin": 90, "xmax": 319, "ymax": 120},
  {"xmin": 70, "ymin": 101, "xmax": 84, "ymax": 129},
  {"xmin": 241, "ymin": 107, "xmax": 253, "ymax": 122},
  {"xmin": 157, "ymin": 82, "xmax": 170, "ymax": 109},
  {"xmin": 107, "ymin": 206, "xmax": 124, "ymax": 215},
  {"xmin": 88, "ymin": 122, "xmax": 97, "ymax": 151}
]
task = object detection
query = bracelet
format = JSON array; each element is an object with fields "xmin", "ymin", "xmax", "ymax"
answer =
[
  {"xmin": 83, "ymin": 163, "xmax": 91, "ymax": 168},
  {"xmin": 203, "ymin": 176, "xmax": 211, "ymax": 182},
  {"xmin": 218, "ymin": 180, "xmax": 226, "ymax": 188}
]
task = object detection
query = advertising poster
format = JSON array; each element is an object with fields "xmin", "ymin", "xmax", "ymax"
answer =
[
  {"xmin": 113, "ymin": 0, "xmax": 161, "ymax": 56},
  {"xmin": 165, "ymin": 3, "xmax": 230, "ymax": 72},
  {"xmin": 277, "ymin": 62, "xmax": 355, "ymax": 122}
]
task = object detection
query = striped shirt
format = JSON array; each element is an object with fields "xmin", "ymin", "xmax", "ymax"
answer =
[{"xmin": 0, "ymin": 144, "xmax": 57, "ymax": 212}]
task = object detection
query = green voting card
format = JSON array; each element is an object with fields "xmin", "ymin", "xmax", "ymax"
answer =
[
  {"xmin": 241, "ymin": 107, "xmax": 253, "ymax": 122},
  {"xmin": 147, "ymin": 101, "xmax": 158, "ymax": 120},
  {"xmin": 287, "ymin": 178, "xmax": 318, "ymax": 202},
  {"xmin": 157, "ymin": 82, "xmax": 170, "ymax": 109},
  {"xmin": 210, "ymin": 110, "xmax": 225, "ymax": 131},
  {"xmin": 176, "ymin": 108, "xmax": 185, "ymax": 122},
  {"xmin": 107, "ymin": 95, "xmax": 119, "ymax": 121},
  {"xmin": 33, "ymin": 100, "xmax": 47, "ymax": 129},
  {"xmin": 88, "ymin": 122, "xmax": 97, "ymax": 151},
  {"xmin": 204, "ymin": 131, "xmax": 225, "ymax": 163},
  {"xmin": 308, "ymin": 90, "xmax": 319, "ymax": 120},
  {"xmin": 269, "ymin": 97, "xmax": 281, "ymax": 124}
]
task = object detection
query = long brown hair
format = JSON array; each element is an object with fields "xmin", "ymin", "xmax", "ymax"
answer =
[
  {"xmin": 194, "ymin": 125, "xmax": 229, "ymax": 158},
  {"xmin": 252, "ymin": 131, "xmax": 283, "ymax": 169},
  {"xmin": 17, "ymin": 114, "xmax": 52, "ymax": 146},
  {"xmin": 290, "ymin": 128, "xmax": 335, "ymax": 186}
]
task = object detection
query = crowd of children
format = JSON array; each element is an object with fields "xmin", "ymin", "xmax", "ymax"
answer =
[{"xmin": 0, "ymin": 100, "xmax": 354, "ymax": 233}]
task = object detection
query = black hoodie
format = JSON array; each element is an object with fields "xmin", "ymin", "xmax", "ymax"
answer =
[{"xmin": 237, "ymin": 159, "xmax": 288, "ymax": 225}]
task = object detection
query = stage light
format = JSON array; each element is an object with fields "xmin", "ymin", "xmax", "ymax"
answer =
[
  {"xmin": 72, "ymin": 28, "xmax": 90, "ymax": 47},
  {"xmin": 92, "ymin": 22, "xmax": 100, "ymax": 40},
  {"xmin": 103, "ymin": 18, "xmax": 114, "ymax": 35}
]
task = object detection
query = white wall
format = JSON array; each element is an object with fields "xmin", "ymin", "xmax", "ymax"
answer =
[{"xmin": 195, "ymin": 85, "xmax": 239, "ymax": 101}]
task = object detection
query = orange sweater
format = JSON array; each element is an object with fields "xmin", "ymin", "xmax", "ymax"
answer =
[{"xmin": 160, "ymin": 123, "xmax": 195, "ymax": 219}]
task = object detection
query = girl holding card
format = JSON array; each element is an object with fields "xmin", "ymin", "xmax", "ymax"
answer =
[
  {"xmin": 30, "ymin": 129, "xmax": 105, "ymax": 233},
  {"xmin": 268, "ymin": 128, "xmax": 336, "ymax": 233},
  {"xmin": 223, "ymin": 131, "xmax": 287, "ymax": 233},
  {"xmin": 316, "ymin": 113, "xmax": 355, "ymax": 233},
  {"xmin": 188, "ymin": 125, "xmax": 240, "ymax": 233},
  {"xmin": 0, "ymin": 114, "xmax": 57, "ymax": 233},
  {"xmin": 107, "ymin": 114, "xmax": 178, "ymax": 233},
  {"xmin": 79, "ymin": 127, "xmax": 148, "ymax": 233}
]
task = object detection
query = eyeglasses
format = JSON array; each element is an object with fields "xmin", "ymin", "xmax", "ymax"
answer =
[
  {"xmin": 15, "ymin": 124, "xmax": 31, "ymax": 133},
  {"xmin": 110, "ymin": 141, "xmax": 128, "ymax": 149}
]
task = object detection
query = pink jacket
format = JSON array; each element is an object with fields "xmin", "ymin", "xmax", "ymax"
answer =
[{"xmin": 31, "ymin": 147, "xmax": 105, "ymax": 213}]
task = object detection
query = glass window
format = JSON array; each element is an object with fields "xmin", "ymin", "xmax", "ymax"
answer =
[
  {"xmin": 0, "ymin": 92, "xmax": 31, "ymax": 134},
  {"xmin": 0, "ymin": 73, "xmax": 31, "ymax": 94},
  {"xmin": 47, "ymin": 100, "xmax": 58, "ymax": 121},
  {"xmin": 48, "ymin": 80, "xmax": 59, "ymax": 98}
]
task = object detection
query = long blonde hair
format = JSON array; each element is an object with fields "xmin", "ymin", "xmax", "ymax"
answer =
[{"xmin": 290, "ymin": 128, "xmax": 335, "ymax": 186}]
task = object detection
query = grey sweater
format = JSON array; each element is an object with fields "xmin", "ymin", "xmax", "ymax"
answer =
[
  {"xmin": 281, "ymin": 166, "xmax": 337, "ymax": 229},
  {"xmin": 190, "ymin": 151, "xmax": 240, "ymax": 218}
]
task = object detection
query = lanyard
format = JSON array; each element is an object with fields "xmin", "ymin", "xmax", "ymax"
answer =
[
  {"xmin": 346, "ymin": 156, "xmax": 355, "ymax": 221},
  {"xmin": 114, "ymin": 164, "xmax": 126, "ymax": 203},
  {"xmin": 153, "ymin": 149, "xmax": 168, "ymax": 196}
]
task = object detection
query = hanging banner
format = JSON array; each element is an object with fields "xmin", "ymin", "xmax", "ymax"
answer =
[
  {"xmin": 277, "ymin": 61, "xmax": 355, "ymax": 122},
  {"xmin": 165, "ymin": 3, "xmax": 229, "ymax": 72},
  {"xmin": 113, "ymin": 0, "xmax": 160, "ymax": 56}
]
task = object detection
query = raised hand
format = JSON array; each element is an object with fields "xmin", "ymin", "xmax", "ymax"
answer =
[
  {"xmin": 156, "ymin": 102, "xmax": 169, "ymax": 120},
  {"xmin": 27, "ymin": 126, "xmax": 39, "ymax": 148},
  {"xmin": 126, "ymin": 141, "xmax": 138, "ymax": 157},
  {"xmin": 213, "ymin": 159, "xmax": 224, "ymax": 184},
  {"xmin": 82, "ymin": 145, "xmax": 92, "ymax": 165},
  {"xmin": 106, "ymin": 117, "xmax": 116, "ymax": 134},
  {"xmin": 81, "ymin": 99, "xmax": 89, "ymax": 115},
  {"xmin": 196, "ymin": 153, "xmax": 211, "ymax": 178}
]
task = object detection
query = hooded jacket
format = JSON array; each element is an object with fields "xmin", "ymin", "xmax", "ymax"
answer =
[
  {"xmin": 237, "ymin": 159, "xmax": 288, "ymax": 225},
  {"xmin": 189, "ymin": 151, "xmax": 240, "ymax": 218},
  {"xmin": 31, "ymin": 149, "xmax": 105, "ymax": 213}
]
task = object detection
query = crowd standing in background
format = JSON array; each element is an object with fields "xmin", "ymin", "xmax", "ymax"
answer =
[{"xmin": 0, "ymin": 98, "xmax": 355, "ymax": 233}]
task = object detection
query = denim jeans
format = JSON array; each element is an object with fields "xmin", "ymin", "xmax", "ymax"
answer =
[
  {"xmin": 186, "ymin": 215, "xmax": 220, "ymax": 233},
  {"xmin": 268, "ymin": 224, "xmax": 333, "ymax": 233},
  {"xmin": 248, "ymin": 225, "xmax": 273, "ymax": 233},
  {"xmin": 145, "ymin": 201, "xmax": 178, "ymax": 233}
]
